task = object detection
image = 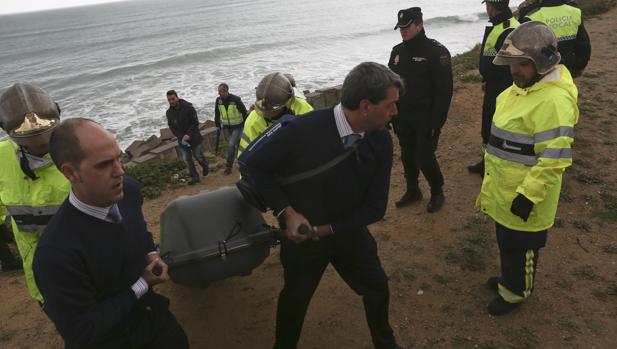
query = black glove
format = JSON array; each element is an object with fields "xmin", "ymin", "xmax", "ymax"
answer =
[
  {"xmin": 0, "ymin": 224, "xmax": 12, "ymax": 244},
  {"xmin": 510, "ymin": 194, "xmax": 534, "ymax": 222}
]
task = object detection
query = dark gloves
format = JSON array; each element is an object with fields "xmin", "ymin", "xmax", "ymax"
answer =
[
  {"xmin": 510, "ymin": 194, "xmax": 534, "ymax": 222},
  {"xmin": 0, "ymin": 223, "xmax": 13, "ymax": 244}
]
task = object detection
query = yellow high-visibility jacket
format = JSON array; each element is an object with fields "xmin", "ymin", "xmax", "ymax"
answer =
[
  {"xmin": 237, "ymin": 97, "xmax": 313, "ymax": 157},
  {"xmin": 476, "ymin": 65, "xmax": 579, "ymax": 231},
  {"xmin": 0, "ymin": 140, "xmax": 69, "ymax": 301}
]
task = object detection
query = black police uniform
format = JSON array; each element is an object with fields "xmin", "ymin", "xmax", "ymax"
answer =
[
  {"xmin": 388, "ymin": 28, "xmax": 453, "ymax": 207},
  {"xmin": 468, "ymin": 8, "xmax": 518, "ymax": 173}
]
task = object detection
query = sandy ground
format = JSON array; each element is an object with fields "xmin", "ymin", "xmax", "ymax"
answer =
[{"xmin": 1, "ymin": 9, "xmax": 616, "ymax": 349}]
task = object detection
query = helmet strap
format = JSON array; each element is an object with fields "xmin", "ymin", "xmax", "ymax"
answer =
[{"xmin": 18, "ymin": 146, "xmax": 39, "ymax": 181}]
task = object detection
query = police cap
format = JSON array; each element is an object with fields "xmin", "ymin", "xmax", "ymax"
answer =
[{"xmin": 394, "ymin": 7, "xmax": 422, "ymax": 30}]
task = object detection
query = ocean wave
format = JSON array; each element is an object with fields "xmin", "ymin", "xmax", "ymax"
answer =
[{"xmin": 425, "ymin": 12, "xmax": 487, "ymax": 26}]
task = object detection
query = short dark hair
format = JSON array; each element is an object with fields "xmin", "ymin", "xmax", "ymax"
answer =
[
  {"xmin": 341, "ymin": 62, "xmax": 405, "ymax": 110},
  {"xmin": 166, "ymin": 90, "xmax": 178, "ymax": 97},
  {"xmin": 218, "ymin": 83, "xmax": 229, "ymax": 90},
  {"xmin": 49, "ymin": 118, "xmax": 97, "ymax": 169},
  {"xmin": 490, "ymin": 1, "xmax": 510, "ymax": 12}
]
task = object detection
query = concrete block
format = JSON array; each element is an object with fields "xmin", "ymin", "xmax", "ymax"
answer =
[
  {"xmin": 150, "ymin": 142, "xmax": 179, "ymax": 161},
  {"xmin": 125, "ymin": 140, "xmax": 146, "ymax": 158},
  {"xmin": 144, "ymin": 135, "xmax": 161, "ymax": 150},
  {"xmin": 160, "ymin": 127, "xmax": 175, "ymax": 140},
  {"xmin": 132, "ymin": 153, "xmax": 158, "ymax": 164}
]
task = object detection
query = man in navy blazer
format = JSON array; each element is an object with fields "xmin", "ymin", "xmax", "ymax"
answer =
[
  {"xmin": 241, "ymin": 62, "xmax": 406, "ymax": 349},
  {"xmin": 34, "ymin": 118, "xmax": 188, "ymax": 349}
]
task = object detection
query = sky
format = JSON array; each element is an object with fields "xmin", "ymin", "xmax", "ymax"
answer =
[{"xmin": 0, "ymin": 0, "xmax": 127, "ymax": 15}]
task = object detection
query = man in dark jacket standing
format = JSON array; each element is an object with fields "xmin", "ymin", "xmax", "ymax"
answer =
[
  {"xmin": 468, "ymin": 0, "xmax": 519, "ymax": 174},
  {"xmin": 388, "ymin": 7, "xmax": 453, "ymax": 212},
  {"xmin": 214, "ymin": 83, "xmax": 248, "ymax": 175},
  {"xmin": 166, "ymin": 90, "xmax": 208, "ymax": 185}
]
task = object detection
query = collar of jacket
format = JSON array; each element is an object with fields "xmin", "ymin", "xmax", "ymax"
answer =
[
  {"xmin": 541, "ymin": 0, "xmax": 570, "ymax": 7},
  {"xmin": 489, "ymin": 8, "xmax": 513, "ymax": 25},
  {"xmin": 9, "ymin": 140, "xmax": 54, "ymax": 171},
  {"xmin": 171, "ymin": 99, "xmax": 191, "ymax": 111},
  {"xmin": 403, "ymin": 29, "xmax": 427, "ymax": 48},
  {"xmin": 511, "ymin": 65, "xmax": 563, "ymax": 96}
]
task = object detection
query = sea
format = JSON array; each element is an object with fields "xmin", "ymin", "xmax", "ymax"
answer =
[{"xmin": 0, "ymin": 0, "xmax": 523, "ymax": 148}]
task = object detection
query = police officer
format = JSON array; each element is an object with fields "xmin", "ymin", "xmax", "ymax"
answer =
[
  {"xmin": 476, "ymin": 22, "xmax": 578, "ymax": 315},
  {"xmin": 520, "ymin": 0, "xmax": 591, "ymax": 78},
  {"xmin": 0, "ymin": 83, "xmax": 69, "ymax": 301},
  {"xmin": 215, "ymin": 83, "xmax": 248, "ymax": 175},
  {"xmin": 468, "ymin": 0, "xmax": 520, "ymax": 174},
  {"xmin": 237, "ymin": 72, "xmax": 313, "ymax": 158},
  {"xmin": 388, "ymin": 7, "xmax": 453, "ymax": 212},
  {"xmin": 517, "ymin": 0, "xmax": 577, "ymax": 20}
]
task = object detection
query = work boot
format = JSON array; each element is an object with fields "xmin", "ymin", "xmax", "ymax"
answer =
[
  {"xmin": 487, "ymin": 296, "xmax": 520, "ymax": 316},
  {"xmin": 486, "ymin": 276, "xmax": 501, "ymax": 292},
  {"xmin": 223, "ymin": 167, "xmax": 232, "ymax": 175},
  {"xmin": 467, "ymin": 159, "xmax": 484, "ymax": 174},
  {"xmin": 202, "ymin": 166, "xmax": 209, "ymax": 177},
  {"xmin": 427, "ymin": 193, "xmax": 445, "ymax": 213},
  {"xmin": 395, "ymin": 190, "xmax": 422, "ymax": 208}
]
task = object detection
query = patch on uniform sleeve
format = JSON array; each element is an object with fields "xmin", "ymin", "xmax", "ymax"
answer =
[
  {"xmin": 439, "ymin": 54, "xmax": 450, "ymax": 67},
  {"xmin": 394, "ymin": 54, "xmax": 400, "ymax": 66}
]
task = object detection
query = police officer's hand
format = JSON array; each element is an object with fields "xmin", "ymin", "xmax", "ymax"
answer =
[
  {"xmin": 142, "ymin": 257, "xmax": 170, "ymax": 287},
  {"xmin": 510, "ymin": 194, "xmax": 534, "ymax": 222},
  {"xmin": 282, "ymin": 206, "xmax": 310, "ymax": 243},
  {"xmin": 182, "ymin": 134, "xmax": 190, "ymax": 141}
]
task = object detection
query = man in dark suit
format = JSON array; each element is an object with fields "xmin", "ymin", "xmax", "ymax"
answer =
[
  {"xmin": 240, "ymin": 62, "xmax": 406, "ymax": 349},
  {"xmin": 33, "ymin": 118, "xmax": 188, "ymax": 349}
]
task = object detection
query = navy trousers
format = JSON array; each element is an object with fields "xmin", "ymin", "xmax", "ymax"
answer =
[{"xmin": 273, "ymin": 228, "xmax": 395, "ymax": 349}]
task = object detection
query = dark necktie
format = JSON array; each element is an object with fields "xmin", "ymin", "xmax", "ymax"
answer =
[
  {"xmin": 107, "ymin": 204, "xmax": 123, "ymax": 224},
  {"xmin": 342, "ymin": 133, "xmax": 361, "ymax": 148}
]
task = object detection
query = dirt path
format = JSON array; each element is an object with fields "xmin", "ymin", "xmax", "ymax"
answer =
[{"xmin": 1, "ymin": 9, "xmax": 616, "ymax": 349}]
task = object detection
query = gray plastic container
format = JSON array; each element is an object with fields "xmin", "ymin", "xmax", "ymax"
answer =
[{"xmin": 159, "ymin": 186, "xmax": 277, "ymax": 287}]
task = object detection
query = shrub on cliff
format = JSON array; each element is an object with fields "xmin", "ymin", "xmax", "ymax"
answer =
[
  {"xmin": 124, "ymin": 160, "xmax": 190, "ymax": 199},
  {"xmin": 452, "ymin": 44, "xmax": 481, "ymax": 82}
]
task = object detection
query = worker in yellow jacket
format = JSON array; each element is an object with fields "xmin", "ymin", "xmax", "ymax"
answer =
[
  {"xmin": 237, "ymin": 72, "xmax": 313, "ymax": 157},
  {"xmin": 476, "ymin": 21, "xmax": 578, "ymax": 315},
  {"xmin": 0, "ymin": 83, "xmax": 69, "ymax": 302}
]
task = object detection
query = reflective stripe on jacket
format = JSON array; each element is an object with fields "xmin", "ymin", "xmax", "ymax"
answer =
[
  {"xmin": 482, "ymin": 18, "xmax": 520, "ymax": 57},
  {"xmin": 476, "ymin": 65, "xmax": 579, "ymax": 231},
  {"xmin": 237, "ymin": 97, "xmax": 313, "ymax": 157},
  {"xmin": 0, "ymin": 140, "xmax": 69, "ymax": 301}
]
